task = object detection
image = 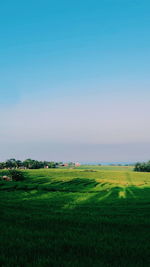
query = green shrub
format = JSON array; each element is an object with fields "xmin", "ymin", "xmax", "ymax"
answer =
[
  {"xmin": 8, "ymin": 170, "xmax": 25, "ymax": 181},
  {"xmin": 134, "ymin": 161, "xmax": 150, "ymax": 172}
]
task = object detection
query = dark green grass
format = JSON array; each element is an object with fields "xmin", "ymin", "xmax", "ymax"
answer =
[{"xmin": 0, "ymin": 167, "xmax": 150, "ymax": 266}]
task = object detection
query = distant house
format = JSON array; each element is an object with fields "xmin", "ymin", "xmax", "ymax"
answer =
[
  {"xmin": 64, "ymin": 163, "xmax": 68, "ymax": 167},
  {"xmin": 75, "ymin": 162, "xmax": 80, "ymax": 167}
]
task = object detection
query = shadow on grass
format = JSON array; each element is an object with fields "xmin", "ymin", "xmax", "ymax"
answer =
[
  {"xmin": 0, "ymin": 177, "xmax": 99, "ymax": 192},
  {"xmin": 1, "ymin": 184, "xmax": 150, "ymax": 266}
]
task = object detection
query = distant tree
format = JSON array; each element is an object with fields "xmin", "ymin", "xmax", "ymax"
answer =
[
  {"xmin": 48, "ymin": 162, "xmax": 56, "ymax": 168},
  {"xmin": 30, "ymin": 160, "xmax": 44, "ymax": 169},
  {"xmin": 68, "ymin": 162, "xmax": 75, "ymax": 167},
  {"xmin": 5, "ymin": 159, "xmax": 17, "ymax": 169},
  {"xmin": 0, "ymin": 158, "xmax": 60, "ymax": 170},
  {"xmin": 0, "ymin": 162, "xmax": 6, "ymax": 169},
  {"xmin": 23, "ymin": 159, "xmax": 34, "ymax": 169},
  {"xmin": 16, "ymin": 160, "xmax": 23, "ymax": 168},
  {"xmin": 134, "ymin": 161, "xmax": 150, "ymax": 172}
]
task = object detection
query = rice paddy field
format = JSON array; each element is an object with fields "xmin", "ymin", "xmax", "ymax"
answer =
[{"xmin": 1, "ymin": 166, "xmax": 150, "ymax": 267}]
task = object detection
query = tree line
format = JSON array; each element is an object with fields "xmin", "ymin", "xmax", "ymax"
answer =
[
  {"xmin": 134, "ymin": 160, "xmax": 150, "ymax": 172},
  {"xmin": 0, "ymin": 158, "xmax": 61, "ymax": 169}
]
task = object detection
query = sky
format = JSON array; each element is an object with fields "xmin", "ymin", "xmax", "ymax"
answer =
[{"xmin": 0, "ymin": 0, "xmax": 150, "ymax": 162}]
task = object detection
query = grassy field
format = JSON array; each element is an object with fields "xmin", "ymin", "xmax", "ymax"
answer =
[{"xmin": 1, "ymin": 166, "xmax": 150, "ymax": 266}]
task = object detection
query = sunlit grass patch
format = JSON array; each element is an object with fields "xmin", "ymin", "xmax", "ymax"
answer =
[
  {"xmin": 63, "ymin": 194, "xmax": 92, "ymax": 210},
  {"xmin": 118, "ymin": 190, "xmax": 126, "ymax": 198}
]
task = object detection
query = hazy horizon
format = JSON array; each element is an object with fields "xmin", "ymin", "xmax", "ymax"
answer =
[{"xmin": 1, "ymin": 0, "xmax": 150, "ymax": 162}]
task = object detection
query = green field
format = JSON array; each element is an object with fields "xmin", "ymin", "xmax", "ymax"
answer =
[{"xmin": 1, "ymin": 166, "xmax": 150, "ymax": 266}]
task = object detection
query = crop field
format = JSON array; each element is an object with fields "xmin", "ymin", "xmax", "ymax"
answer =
[{"xmin": 1, "ymin": 166, "xmax": 150, "ymax": 267}]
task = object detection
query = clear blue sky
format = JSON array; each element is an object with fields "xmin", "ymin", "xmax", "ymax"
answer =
[{"xmin": 0, "ymin": 0, "xmax": 150, "ymax": 162}]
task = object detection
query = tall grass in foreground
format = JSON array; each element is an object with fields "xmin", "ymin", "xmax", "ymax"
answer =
[{"xmin": 0, "ymin": 166, "xmax": 150, "ymax": 266}]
